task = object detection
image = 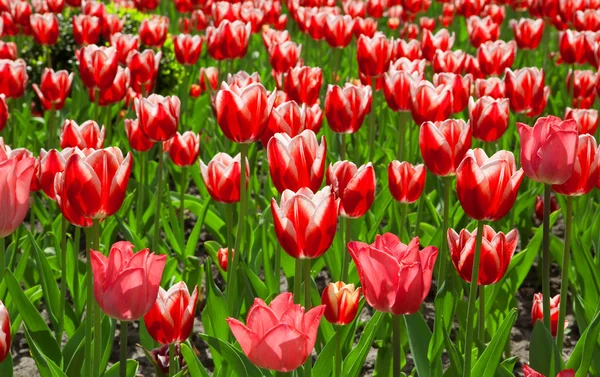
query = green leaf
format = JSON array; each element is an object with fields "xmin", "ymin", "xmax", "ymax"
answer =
[
  {"xmin": 471, "ymin": 309, "xmax": 517, "ymax": 377},
  {"xmin": 567, "ymin": 304, "xmax": 600, "ymax": 377},
  {"xmin": 0, "ymin": 355, "xmax": 13, "ymax": 377},
  {"xmin": 103, "ymin": 360, "xmax": 139, "ymax": 377},
  {"xmin": 199, "ymin": 334, "xmax": 265, "ymax": 377},
  {"xmin": 314, "ymin": 323, "xmax": 355, "ymax": 377},
  {"xmin": 181, "ymin": 343, "xmax": 210, "ymax": 377},
  {"xmin": 404, "ymin": 312, "xmax": 434, "ymax": 377},
  {"xmin": 529, "ymin": 320, "xmax": 564, "ymax": 377},
  {"xmin": 343, "ymin": 311, "xmax": 385, "ymax": 377}
]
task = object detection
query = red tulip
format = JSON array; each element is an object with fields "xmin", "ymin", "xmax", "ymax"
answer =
[
  {"xmin": 214, "ymin": 82, "xmax": 275, "ymax": 143},
  {"xmin": 448, "ymin": 225, "xmax": 518, "ymax": 285},
  {"xmin": 164, "ymin": 131, "xmax": 200, "ymax": 167},
  {"xmin": 419, "ymin": 119, "xmax": 471, "ymax": 177},
  {"xmin": 101, "ymin": 14, "xmax": 124, "ymax": 40},
  {"xmin": 327, "ymin": 161, "xmax": 375, "ymax": 218},
  {"xmin": 197, "ymin": 67, "xmax": 219, "ymax": 96},
  {"xmin": 388, "ymin": 161, "xmax": 426, "ymax": 204},
  {"xmin": 531, "ymin": 293, "xmax": 563, "ymax": 336},
  {"xmin": 432, "ymin": 49, "xmax": 466, "ymax": 74},
  {"xmin": 82, "ymin": 1, "xmax": 106, "ymax": 20},
  {"xmin": 463, "ymin": 53, "xmax": 483, "ymax": 79},
  {"xmin": 0, "ymin": 155, "xmax": 35, "ymax": 238},
  {"xmin": 132, "ymin": 0, "xmax": 159, "ymax": 11},
  {"xmin": 440, "ymin": 3, "xmax": 455, "ymax": 27},
  {"xmin": 227, "ymin": 293, "xmax": 325, "ymax": 372},
  {"xmin": 206, "ymin": 20, "xmax": 251, "ymax": 60},
  {"xmin": 510, "ymin": 18, "xmax": 544, "ymax": 49},
  {"xmin": 456, "ymin": 149, "xmax": 524, "ymax": 221},
  {"xmin": 468, "ymin": 96, "xmax": 509, "ymax": 142},
  {"xmin": 139, "ymin": 17, "xmax": 169, "ymax": 47},
  {"xmin": 127, "ymin": 49, "xmax": 161, "ymax": 94},
  {"xmin": 477, "ymin": 40, "xmax": 516, "ymax": 76},
  {"xmin": 211, "ymin": 1, "xmax": 240, "ymax": 25},
  {"xmin": 356, "ymin": 33, "xmax": 393, "ymax": 77},
  {"xmin": 11, "ymin": 0, "xmax": 32, "ymax": 30},
  {"xmin": 0, "ymin": 301, "xmax": 9, "ymax": 363},
  {"xmin": 505, "ymin": 68, "xmax": 548, "ymax": 115},
  {"xmin": 325, "ymin": 84, "xmax": 372, "ymax": 134},
  {"xmin": 227, "ymin": 70, "xmax": 261, "ymax": 87},
  {"xmin": 30, "ymin": 13, "xmax": 59, "ymax": 45},
  {"xmin": 523, "ymin": 365, "xmax": 575, "ymax": 377},
  {"xmin": 518, "ymin": 116, "xmax": 579, "ymax": 185},
  {"xmin": 344, "ymin": 0, "xmax": 367, "ymax": 17},
  {"xmin": 324, "ymin": 14, "xmax": 354, "ymax": 48},
  {"xmin": 93, "ymin": 66, "xmax": 130, "ymax": 106},
  {"xmin": 534, "ymin": 194, "xmax": 559, "ymax": 222},
  {"xmin": 322, "ymin": 282, "xmax": 361, "ymax": 325},
  {"xmin": 124, "ymin": 118, "xmax": 153, "ymax": 152},
  {"xmin": 565, "ymin": 107, "xmax": 598, "ymax": 135},
  {"xmin": 433, "ymin": 72, "xmax": 472, "ymax": 113},
  {"xmin": 268, "ymin": 41, "xmax": 302, "ymax": 73},
  {"xmin": 262, "ymin": 28, "xmax": 290, "ymax": 50},
  {"xmin": 0, "ymin": 42, "xmax": 16, "ymax": 60},
  {"xmin": 76, "ymin": 45, "xmax": 119, "ymax": 91},
  {"xmin": 474, "ymin": 77, "xmax": 505, "ymax": 99},
  {"xmin": 0, "ymin": 59, "xmax": 27, "ymax": 99},
  {"xmin": 60, "ymin": 120, "xmax": 105, "ymax": 149},
  {"xmin": 46, "ymin": 0, "xmax": 64, "ymax": 13},
  {"xmin": 559, "ymin": 30, "xmax": 587, "ymax": 64},
  {"xmin": 393, "ymin": 39, "xmax": 422, "ymax": 61},
  {"xmin": 552, "ymin": 134, "xmax": 599, "ymax": 196},
  {"xmin": 284, "ymin": 66, "xmax": 322, "ymax": 106},
  {"xmin": 410, "ymin": 80, "xmax": 454, "ymax": 125},
  {"xmin": 0, "ymin": 95, "xmax": 7, "ymax": 132},
  {"xmin": 32, "ymin": 68, "xmax": 73, "ymax": 111},
  {"xmin": 383, "ymin": 70, "xmax": 421, "ymax": 112},
  {"xmin": 173, "ymin": 34, "xmax": 203, "ymax": 66},
  {"xmin": 575, "ymin": 9, "xmax": 600, "ymax": 31},
  {"xmin": 467, "ymin": 16, "xmax": 499, "ymax": 48},
  {"xmin": 72, "ymin": 15, "xmax": 101, "ymax": 45},
  {"xmin": 144, "ymin": 281, "xmax": 199, "ymax": 345},
  {"xmin": 110, "ymin": 33, "xmax": 139, "ymax": 65},
  {"xmin": 348, "ymin": 234, "xmax": 438, "ymax": 315},
  {"xmin": 402, "ymin": 0, "xmax": 430, "ymax": 13},
  {"xmin": 421, "ymin": 29, "xmax": 455, "ymax": 61},
  {"xmin": 456, "ymin": 0, "xmax": 487, "ymax": 17},
  {"xmin": 135, "ymin": 94, "xmax": 180, "ymax": 142},
  {"xmin": 217, "ymin": 247, "xmax": 232, "ymax": 271},
  {"xmin": 559, "ymin": 0, "xmax": 586, "ymax": 25},
  {"xmin": 91, "ymin": 241, "xmax": 166, "ymax": 321},
  {"xmin": 353, "ymin": 16, "xmax": 378, "ymax": 38},
  {"xmin": 481, "ymin": 3, "xmax": 505, "ymax": 23},
  {"xmin": 263, "ymin": 100, "xmax": 321, "ymax": 145},
  {"xmin": 389, "ymin": 57, "xmax": 426, "ymax": 75},
  {"xmin": 200, "ymin": 152, "xmax": 249, "ymax": 204},
  {"xmin": 567, "ymin": 69, "xmax": 596, "ymax": 107},
  {"xmin": 37, "ymin": 148, "xmax": 76, "ymax": 199}
]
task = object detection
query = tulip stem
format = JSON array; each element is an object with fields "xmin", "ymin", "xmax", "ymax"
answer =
[
  {"xmin": 341, "ymin": 217, "xmax": 351, "ymax": 282},
  {"xmin": 397, "ymin": 112, "xmax": 406, "ymax": 161},
  {"xmin": 463, "ymin": 220, "xmax": 485, "ymax": 377},
  {"xmin": 439, "ymin": 176, "xmax": 452, "ymax": 288},
  {"xmin": 120, "ymin": 321, "xmax": 128, "ymax": 377},
  {"xmin": 153, "ymin": 147, "xmax": 165, "ymax": 253},
  {"xmin": 294, "ymin": 258, "xmax": 302, "ymax": 303},
  {"xmin": 415, "ymin": 195, "xmax": 424, "ymax": 238},
  {"xmin": 478, "ymin": 286, "xmax": 485, "ymax": 346},
  {"xmin": 225, "ymin": 204, "xmax": 233, "ymax": 282},
  {"xmin": 169, "ymin": 343, "xmax": 176, "ymax": 377},
  {"xmin": 335, "ymin": 326, "xmax": 342, "ymax": 377},
  {"xmin": 58, "ymin": 217, "xmax": 67, "ymax": 339},
  {"xmin": 179, "ymin": 166, "xmax": 187, "ymax": 248},
  {"xmin": 398, "ymin": 203, "xmax": 407, "ymax": 243},
  {"xmin": 304, "ymin": 258, "xmax": 312, "ymax": 377},
  {"xmin": 47, "ymin": 103, "xmax": 55, "ymax": 150},
  {"xmin": 542, "ymin": 184, "xmax": 552, "ymax": 332},
  {"xmin": 368, "ymin": 77, "xmax": 377, "ymax": 162},
  {"xmin": 557, "ymin": 196, "xmax": 573, "ymax": 352},
  {"xmin": 85, "ymin": 228, "xmax": 94, "ymax": 377},
  {"xmin": 136, "ymin": 151, "xmax": 146, "ymax": 232},
  {"xmin": 392, "ymin": 314, "xmax": 402, "ymax": 377},
  {"xmin": 93, "ymin": 219, "xmax": 102, "ymax": 377}
]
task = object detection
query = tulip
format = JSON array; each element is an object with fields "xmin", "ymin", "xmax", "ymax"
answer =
[
  {"xmin": 389, "ymin": 58, "xmax": 427, "ymax": 75},
  {"xmin": 421, "ymin": 29, "xmax": 455, "ymax": 61},
  {"xmin": 227, "ymin": 292, "xmax": 325, "ymax": 372},
  {"xmin": 127, "ymin": 49, "xmax": 162, "ymax": 94},
  {"xmin": 344, "ymin": 0, "xmax": 367, "ymax": 17},
  {"xmin": 134, "ymin": 94, "xmax": 180, "ymax": 142},
  {"xmin": 37, "ymin": 148, "xmax": 76, "ymax": 199},
  {"xmin": 433, "ymin": 73, "xmax": 472, "ymax": 113},
  {"xmin": 124, "ymin": 118, "xmax": 153, "ymax": 152},
  {"xmin": 324, "ymin": 14, "xmax": 354, "ymax": 48},
  {"xmin": 464, "ymin": 53, "xmax": 483, "ymax": 79},
  {"xmin": 477, "ymin": 40, "xmax": 516, "ymax": 76},
  {"xmin": 393, "ymin": 39, "xmax": 422, "ymax": 61},
  {"xmin": 262, "ymin": 28, "xmax": 290, "ymax": 50},
  {"xmin": 327, "ymin": 161, "xmax": 375, "ymax": 218},
  {"xmin": 214, "ymin": 82, "xmax": 275, "ymax": 143},
  {"xmin": 353, "ymin": 17, "xmax": 378, "ymax": 38},
  {"xmin": 505, "ymin": 68, "xmax": 548, "ymax": 115},
  {"xmin": 217, "ymin": 247, "xmax": 232, "ymax": 271},
  {"xmin": 321, "ymin": 282, "xmax": 361, "ymax": 325},
  {"xmin": 383, "ymin": 70, "xmax": 420, "ymax": 113},
  {"xmin": 564, "ymin": 107, "xmax": 598, "ymax": 135},
  {"xmin": 432, "ymin": 49, "xmax": 466, "ymax": 74},
  {"xmin": 467, "ymin": 16, "xmax": 499, "ymax": 48},
  {"xmin": 559, "ymin": 30, "xmax": 587, "ymax": 64},
  {"xmin": 388, "ymin": 161, "xmax": 426, "ymax": 204},
  {"xmin": 263, "ymin": 100, "xmax": 321, "ymax": 145},
  {"xmin": 76, "ymin": 45, "xmax": 119, "ymax": 91},
  {"xmin": 227, "ymin": 71, "xmax": 261, "ymax": 87},
  {"xmin": 523, "ymin": 365, "xmax": 575, "ymax": 377},
  {"xmin": 91, "ymin": 241, "xmax": 166, "ymax": 321},
  {"xmin": 456, "ymin": 0, "xmax": 486, "ymax": 18},
  {"xmin": 60, "ymin": 120, "xmax": 105, "ymax": 149},
  {"xmin": 474, "ymin": 77, "xmax": 505, "ymax": 99},
  {"xmin": 534, "ymin": 195, "xmax": 559, "ymax": 222},
  {"xmin": 552, "ymin": 134, "xmax": 599, "ymax": 196},
  {"xmin": 510, "ymin": 18, "xmax": 544, "ymax": 49},
  {"xmin": 0, "ymin": 156, "xmax": 35, "ymax": 238},
  {"xmin": 324, "ymin": 84, "xmax": 372, "ymax": 135},
  {"xmin": 567, "ymin": 69, "xmax": 596, "ymax": 108},
  {"xmin": 206, "ymin": 20, "xmax": 251, "ymax": 60},
  {"xmin": 173, "ymin": 34, "xmax": 203, "ymax": 66},
  {"xmin": 93, "ymin": 66, "xmax": 130, "ymax": 106},
  {"xmin": 468, "ymin": 96, "xmax": 509, "ymax": 142},
  {"xmin": 575, "ymin": 9, "xmax": 600, "ymax": 31},
  {"xmin": 268, "ymin": 41, "xmax": 301, "ymax": 74},
  {"xmin": 47, "ymin": 0, "xmax": 64, "ymax": 13},
  {"xmin": 284, "ymin": 66, "xmax": 322, "ymax": 106},
  {"xmin": 448, "ymin": 226, "xmax": 518, "ymax": 285},
  {"xmin": 456, "ymin": 149, "xmax": 524, "ymax": 221},
  {"xmin": 531, "ymin": 293, "xmax": 563, "ymax": 336},
  {"xmin": 101, "ymin": 14, "xmax": 124, "ymax": 40},
  {"xmin": 419, "ymin": 119, "xmax": 471, "ymax": 177},
  {"xmin": 348, "ymin": 234, "xmax": 438, "ymax": 315},
  {"xmin": 139, "ymin": 17, "xmax": 169, "ymax": 47},
  {"xmin": 356, "ymin": 33, "xmax": 393, "ymax": 77},
  {"xmin": 197, "ymin": 67, "xmax": 219, "ymax": 96},
  {"xmin": 164, "ymin": 131, "xmax": 200, "ymax": 167},
  {"xmin": 0, "ymin": 42, "xmax": 17, "ymax": 61},
  {"xmin": 410, "ymin": 80, "xmax": 454, "ymax": 125},
  {"xmin": 517, "ymin": 116, "xmax": 579, "ymax": 185},
  {"xmin": 200, "ymin": 152, "xmax": 249, "ymax": 204},
  {"xmin": 144, "ymin": 281, "xmax": 199, "ymax": 345},
  {"xmin": 72, "ymin": 15, "xmax": 101, "ymax": 45},
  {"xmin": 32, "ymin": 68, "xmax": 74, "ymax": 111},
  {"xmin": 0, "ymin": 301, "xmax": 9, "ymax": 363},
  {"xmin": 30, "ymin": 13, "xmax": 59, "ymax": 45},
  {"xmin": 0, "ymin": 95, "xmax": 7, "ymax": 132},
  {"xmin": 0, "ymin": 59, "xmax": 28, "ymax": 99},
  {"xmin": 82, "ymin": 1, "xmax": 107, "ymax": 20},
  {"xmin": 110, "ymin": 33, "xmax": 140, "ymax": 65}
]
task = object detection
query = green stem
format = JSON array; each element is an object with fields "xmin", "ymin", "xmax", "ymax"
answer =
[
  {"xmin": 368, "ymin": 77, "xmax": 377, "ymax": 162},
  {"xmin": 84, "ymin": 228, "xmax": 94, "ymax": 377},
  {"xmin": 478, "ymin": 286, "xmax": 485, "ymax": 346},
  {"xmin": 542, "ymin": 184, "xmax": 552, "ymax": 332},
  {"xmin": 0, "ymin": 237, "xmax": 4, "ymax": 283},
  {"xmin": 415, "ymin": 194, "xmax": 424, "ymax": 238},
  {"xmin": 304, "ymin": 258, "xmax": 312, "ymax": 377},
  {"xmin": 120, "ymin": 321, "xmax": 128, "ymax": 377},
  {"xmin": 136, "ymin": 151, "xmax": 146, "ymax": 232},
  {"xmin": 274, "ymin": 244, "xmax": 281, "ymax": 291},
  {"xmin": 179, "ymin": 167, "xmax": 187, "ymax": 247},
  {"xmin": 169, "ymin": 343, "xmax": 176, "ymax": 377},
  {"xmin": 439, "ymin": 177, "xmax": 452, "ymax": 287},
  {"xmin": 58, "ymin": 218, "xmax": 67, "ymax": 339},
  {"xmin": 340, "ymin": 133, "xmax": 346, "ymax": 160},
  {"xmin": 556, "ymin": 196, "xmax": 573, "ymax": 352},
  {"xmin": 152, "ymin": 148, "xmax": 164, "ymax": 252},
  {"xmin": 341, "ymin": 217, "xmax": 351, "ymax": 282},
  {"xmin": 93, "ymin": 219, "xmax": 102, "ymax": 377},
  {"xmin": 181, "ymin": 66, "xmax": 191, "ymax": 131},
  {"xmin": 397, "ymin": 112, "xmax": 406, "ymax": 161},
  {"xmin": 47, "ymin": 104, "xmax": 55, "ymax": 150},
  {"xmin": 46, "ymin": 46, "xmax": 52, "ymax": 68},
  {"xmin": 94, "ymin": 88, "xmax": 100, "ymax": 123},
  {"xmin": 335, "ymin": 327, "xmax": 342, "ymax": 377},
  {"xmin": 462, "ymin": 220, "xmax": 485, "ymax": 377},
  {"xmin": 392, "ymin": 314, "xmax": 402, "ymax": 377},
  {"xmin": 398, "ymin": 204, "xmax": 407, "ymax": 243},
  {"xmin": 225, "ymin": 204, "xmax": 233, "ymax": 280},
  {"xmin": 104, "ymin": 105, "xmax": 112, "ymax": 147},
  {"xmin": 294, "ymin": 258, "xmax": 302, "ymax": 303}
]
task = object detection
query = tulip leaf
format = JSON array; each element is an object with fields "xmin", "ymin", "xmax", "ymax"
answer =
[
  {"xmin": 529, "ymin": 320, "xmax": 564, "ymax": 377},
  {"xmin": 471, "ymin": 308, "xmax": 517, "ymax": 377},
  {"xmin": 185, "ymin": 203, "xmax": 208, "ymax": 258},
  {"xmin": 201, "ymin": 259, "xmax": 230, "ymax": 368},
  {"xmin": 63, "ymin": 323, "xmax": 86, "ymax": 377},
  {"xmin": 442, "ymin": 317, "xmax": 463, "ymax": 376},
  {"xmin": 199, "ymin": 334, "xmax": 264, "ymax": 377},
  {"xmin": 567, "ymin": 303, "xmax": 600, "ymax": 377},
  {"xmin": 103, "ymin": 360, "xmax": 139, "ymax": 377},
  {"xmin": 313, "ymin": 321, "xmax": 356, "ymax": 376},
  {"xmin": 181, "ymin": 342, "xmax": 211, "ymax": 377},
  {"xmin": 404, "ymin": 312, "xmax": 434, "ymax": 377},
  {"xmin": 100, "ymin": 316, "xmax": 117, "ymax": 372},
  {"xmin": 343, "ymin": 311, "xmax": 385, "ymax": 377},
  {"xmin": 0, "ymin": 355, "xmax": 13, "ymax": 377}
]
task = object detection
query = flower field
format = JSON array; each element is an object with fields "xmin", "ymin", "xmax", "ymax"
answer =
[{"xmin": 0, "ymin": 0, "xmax": 599, "ymax": 376}]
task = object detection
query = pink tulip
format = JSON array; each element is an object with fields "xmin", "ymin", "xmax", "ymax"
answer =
[{"xmin": 0, "ymin": 156, "xmax": 35, "ymax": 238}]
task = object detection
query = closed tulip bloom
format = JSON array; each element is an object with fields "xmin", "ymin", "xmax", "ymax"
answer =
[
  {"xmin": 62, "ymin": 147, "xmax": 133, "ymax": 219},
  {"xmin": 419, "ymin": 119, "xmax": 471, "ymax": 177},
  {"xmin": 37, "ymin": 148, "xmax": 76, "ymax": 199},
  {"xmin": 410, "ymin": 80, "xmax": 454, "ymax": 125},
  {"xmin": 456, "ymin": 149, "xmax": 524, "ymax": 221},
  {"xmin": 421, "ymin": 29, "xmax": 455, "ymax": 61},
  {"xmin": 383, "ymin": 70, "xmax": 421, "ymax": 112},
  {"xmin": 344, "ymin": 0, "xmax": 367, "ymax": 17},
  {"xmin": 76, "ymin": 45, "xmax": 119, "ymax": 90},
  {"xmin": 173, "ymin": 34, "xmax": 203, "ymax": 65},
  {"xmin": 60, "ymin": 120, "xmax": 105, "ymax": 149},
  {"xmin": 268, "ymin": 41, "xmax": 301, "ymax": 73},
  {"xmin": 552, "ymin": 134, "xmax": 599, "ymax": 196},
  {"xmin": 217, "ymin": 247, "xmax": 232, "ymax": 271},
  {"xmin": 324, "ymin": 14, "xmax": 354, "ymax": 48},
  {"xmin": 356, "ymin": 33, "xmax": 393, "ymax": 77},
  {"xmin": 327, "ymin": 161, "xmax": 375, "ymax": 218},
  {"xmin": 469, "ymin": 96, "xmax": 509, "ymax": 142},
  {"xmin": 467, "ymin": 16, "xmax": 499, "ymax": 48},
  {"xmin": 206, "ymin": 20, "xmax": 251, "ymax": 60},
  {"xmin": 46, "ymin": 0, "xmax": 64, "ymax": 13},
  {"xmin": 227, "ymin": 71, "xmax": 261, "ymax": 87},
  {"xmin": 565, "ymin": 107, "xmax": 598, "ymax": 135},
  {"xmin": 0, "ymin": 42, "xmax": 17, "ymax": 60},
  {"xmin": 72, "ymin": 15, "xmax": 101, "ymax": 45},
  {"xmin": 348, "ymin": 234, "xmax": 438, "ymax": 315},
  {"xmin": 110, "ymin": 33, "xmax": 139, "ymax": 65},
  {"xmin": 575, "ymin": 9, "xmax": 600, "ymax": 31},
  {"xmin": 559, "ymin": 30, "xmax": 586, "ymax": 64},
  {"xmin": 531, "ymin": 293, "xmax": 562, "ymax": 336},
  {"xmin": 456, "ymin": 0, "xmax": 487, "ymax": 17},
  {"xmin": 284, "ymin": 66, "xmax": 322, "ymax": 105},
  {"xmin": 388, "ymin": 161, "xmax": 426, "ymax": 204},
  {"xmin": 164, "ymin": 131, "xmax": 200, "ymax": 167},
  {"xmin": 325, "ymin": 84, "xmax": 373, "ymax": 134},
  {"xmin": 32, "ymin": 68, "xmax": 74, "ymax": 111},
  {"xmin": 448, "ymin": 226, "xmax": 518, "ymax": 285},
  {"xmin": 474, "ymin": 77, "xmax": 505, "ymax": 99},
  {"xmin": 200, "ymin": 152, "xmax": 249, "ymax": 203},
  {"xmin": 353, "ymin": 16, "xmax": 378, "ymax": 38},
  {"xmin": 567, "ymin": 69, "xmax": 596, "ymax": 107},
  {"xmin": 523, "ymin": 365, "xmax": 575, "ymax": 377},
  {"xmin": 91, "ymin": 241, "xmax": 166, "ymax": 321},
  {"xmin": 262, "ymin": 28, "xmax": 290, "ymax": 50},
  {"xmin": 135, "ymin": 94, "xmax": 180, "ymax": 142},
  {"xmin": 127, "ymin": 49, "xmax": 162, "ymax": 94},
  {"xmin": 124, "ymin": 118, "xmax": 154, "ymax": 152},
  {"xmin": 393, "ymin": 39, "xmax": 422, "ymax": 61},
  {"xmin": 463, "ymin": 53, "xmax": 483, "ymax": 79},
  {"xmin": 0, "ymin": 95, "xmax": 7, "ymax": 132},
  {"xmin": 263, "ymin": 100, "xmax": 321, "ymax": 146},
  {"xmin": 322, "ymin": 282, "xmax": 361, "ymax": 325},
  {"xmin": 215, "ymin": 82, "xmax": 275, "ymax": 143},
  {"xmin": 389, "ymin": 58, "xmax": 427, "ymax": 75},
  {"xmin": 0, "ymin": 156, "xmax": 35, "ymax": 238},
  {"xmin": 94, "ymin": 66, "xmax": 130, "ymax": 106},
  {"xmin": 0, "ymin": 59, "xmax": 28, "ymax": 99},
  {"xmin": 477, "ymin": 40, "xmax": 516, "ymax": 76},
  {"xmin": 0, "ymin": 301, "xmax": 9, "ymax": 363},
  {"xmin": 30, "ymin": 13, "xmax": 59, "ymax": 45},
  {"xmin": 82, "ymin": 1, "xmax": 107, "ymax": 20},
  {"xmin": 144, "ymin": 282, "xmax": 199, "ymax": 345},
  {"xmin": 139, "ymin": 17, "xmax": 169, "ymax": 47},
  {"xmin": 517, "ymin": 116, "xmax": 579, "ymax": 185},
  {"xmin": 510, "ymin": 18, "xmax": 544, "ymax": 49},
  {"xmin": 505, "ymin": 68, "xmax": 547, "ymax": 115},
  {"xmin": 227, "ymin": 293, "xmax": 325, "ymax": 372},
  {"xmin": 198, "ymin": 67, "xmax": 219, "ymax": 95},
  {"xmin": 434, "ymin": 73, "xmax": 472, "ymax": 113},
  {"xmin": 102, "ymin": 14, "xmax": 124, "ymax": 40},
  {"xmin": 432, "ymin": 49, "xmax": 466, "ymax": 74},
  {"xmin": 267, "ymin": 130, "xmax": 326, "ymax": 193}
]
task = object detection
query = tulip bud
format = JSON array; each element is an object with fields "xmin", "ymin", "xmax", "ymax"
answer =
[
  {"xmin": 30, "ymin": 13, "xmax": 59, "ymax": 45},
  {"xmin": 0, "ymin": 59, "xmax": 28, "ymax": 99},
  {"xmin": 110, "ymin": 33, "xmax": 139, "ymax": 65},
  {"xmin": 510, "ymin": 18, "xmax": 544, "ymax": 50},
  {"xmin": 206, "ymin": 20, "xmax": 251, "ymax": 60},
  {"xmin": 60, "ymin": 120, "xmax": 105, "ymax": 149},
  {"xmin": 468, "ymin": 96, "xmax": 509, "ymax": 142},
  {"xmin": 322, "ymin": 282, "xmax": 361, "ymax": 325},
  {"xmin": 357, "ymin": 33, "xmax": 393, "ymax": 77},
  {"xmin": 268, "ymin": 41, "xmax": 302, "ymax": 74},
  {"xmin": 419, "ymin": 119, "xmax": 471, "ymax": 177},
  {"xmin": 477, "ymin": 40, "xmax": 516, "ymax": 76},
  {"xmin": 32, "ymin": 68, "xmax": 74, "ymax": 111},
  {"xmin": 327, "ymin": 161, "xmax": 376, "ymax": 218},
  {"xmin": 139, "ymin": 17, "xmax": 169, "ymax": 47},
  {"xmin": 324, "ymin": 14, "xmax": 354, "ymax": 48},
  {"xmin": 410, "ymin": 80, "xmax": 453, "ymax": 125},
  {"xmin": 388, "ymin": 161, "xmax": 426, "ymax": 204},
  {"xmin": 135, "ymin": 94, "xmax": 181, "ymax": 142},
  {"xmin": 217, "ymin": 247, "xmax": 233, "ymax": 271},
  {"xmin": 173, "ymin": 34, "xmax": 203, "ymax": 66},
  {"xmin": 200, "ymin": 153, "xmax": 249, "ymax": 204},
  {"xmin": 72, "ymin": 15, "xmax": 101, "ymax": 45},
  {"xmin": 325, "ymin": 84, "xmax": 372, "ymax": 134},
  {"xmin": 531, "ymin": 293, "xmax": 563, "ymax": 336},
  {"xmin": 76, "ymin": 45, "xmax": 119, "ymax": 91},
  {"xmin": 164, "ymin": 131, "xmax": 200, "ymax": 167},
  {"xmin": 124, "ymin": 118, "xmax": 154, "ymax": 152},
  {"xmin": 421, "ymin": 29, "xmax": 455, "ymax": 61}
]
